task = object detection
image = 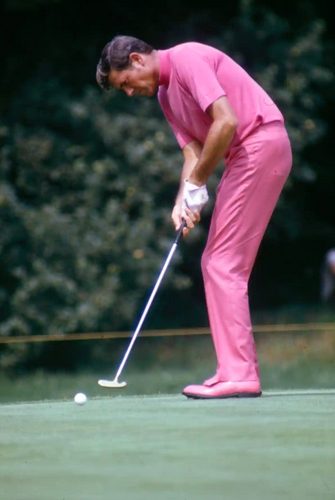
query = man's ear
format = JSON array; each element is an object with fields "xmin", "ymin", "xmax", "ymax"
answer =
[{"xmin": 129, "ymin": 52, "xmax": 144, "ymax": 66}]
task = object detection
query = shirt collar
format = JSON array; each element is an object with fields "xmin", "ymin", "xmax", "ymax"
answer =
[{"xmin": 158, "ymin": 50, "xmax": 171, "ymax": 86}]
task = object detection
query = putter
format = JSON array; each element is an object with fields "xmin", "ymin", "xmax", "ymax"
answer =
[{"xmin": 98, "ymin": 221, "xmax": 186, "ymax": 388}]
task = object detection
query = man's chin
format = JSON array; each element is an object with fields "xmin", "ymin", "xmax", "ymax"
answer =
[
  {"xmin": 140, "ymin": 91, "xmax": 156, "ymax": 98},
  {"xmin": 137, "ymin": 87, "xmax": 157, "ymax": 97},
  {"xmin": 148, "ymin": 85, "xmax": 158, "ymax": 97}
]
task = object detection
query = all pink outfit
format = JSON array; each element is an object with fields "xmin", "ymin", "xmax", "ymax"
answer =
[{"xmin": 157, "ymin": 43, "xmax": 292, "ymax": 394}]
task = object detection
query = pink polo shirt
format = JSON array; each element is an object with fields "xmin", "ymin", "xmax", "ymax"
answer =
[{"xmin": 157, "ymin": 42, "xmax": 284, "ymax": 158}]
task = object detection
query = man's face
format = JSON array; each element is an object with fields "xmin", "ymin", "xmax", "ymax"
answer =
[{"xmin": 109, "ymin": 53, "xmax": 158, "ymax": 97}]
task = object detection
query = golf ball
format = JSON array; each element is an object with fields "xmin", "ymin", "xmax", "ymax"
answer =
[{"xmin": 74, "ymin": 392, "xmax": 87, "ymax": 405}]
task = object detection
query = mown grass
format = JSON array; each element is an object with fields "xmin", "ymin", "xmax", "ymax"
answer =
[
  {"xmin": 1, "ymin": 392, "xmax": 335, "ymax": 500},
  {"xmin": 1, "ymin": 329, "xmax": 334, "ymax": 499}
]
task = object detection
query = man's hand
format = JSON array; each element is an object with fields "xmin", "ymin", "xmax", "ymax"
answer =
[
  {"xmin": 171, "ymin": 202, "xmax": 201, "ymax": 236},
  {"xmin": 171, "ymin": 180, "xmax": 208, "ymax": 236},
  {"xmin": 182, "ymin": 180, "xmax": 209, "ymax": 213}
]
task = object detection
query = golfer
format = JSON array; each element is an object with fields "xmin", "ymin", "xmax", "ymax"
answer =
[{"xmin": 96, "ymin": 36, "xmax": 292, "ymax": 399}]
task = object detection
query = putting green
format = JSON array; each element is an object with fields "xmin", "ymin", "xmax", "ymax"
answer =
[{"xmin": 1, "ymin": 390, "xmax": 334, "ymax": 499}]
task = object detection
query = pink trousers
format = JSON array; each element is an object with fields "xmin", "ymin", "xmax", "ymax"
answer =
[{"xmin": 201, "ymin": 122, "xmax": 292, "ymax": 384}]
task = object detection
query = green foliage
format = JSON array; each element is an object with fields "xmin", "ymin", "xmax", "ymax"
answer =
[
  {"xmin": 0, "ymin": 83, "xmax": 196, "ymax": 369},
  {"xmin": 0, "ymin": 0, "xmax": 334, "ymax": 370},
  {"xmin": 210, "ymin": 1, "xmax": 333, "ymax": 184}
]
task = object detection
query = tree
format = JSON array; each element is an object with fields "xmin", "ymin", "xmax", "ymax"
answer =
[
  {"xmin": 0, "ymin": 0, "xmax": 334, "ymax": 370},
  {"xmin": 0, "ymin": 82, "xmax": 197, "ymax": 369}
]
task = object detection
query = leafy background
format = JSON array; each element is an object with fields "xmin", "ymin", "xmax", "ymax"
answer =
[{"xmin": 0, "ymin": 0, "xmax": 334, "ymax": 370}]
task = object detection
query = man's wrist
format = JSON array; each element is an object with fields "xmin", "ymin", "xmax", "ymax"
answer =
[
  {"xmin": 187, "ymin": 171, "xmax": 206, "ymax": 187},
  {"xmin": 187, "ymin": 177, "xmax": 205, "ymax": 188},
  {"xmin": 175, "ymin": 193, "xmax": 183, "ymax": 206}
]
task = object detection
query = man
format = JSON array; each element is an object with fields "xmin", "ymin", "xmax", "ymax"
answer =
[{"xmin": 96, "ymin": 36, "xmax": 292, "ymax": 399}]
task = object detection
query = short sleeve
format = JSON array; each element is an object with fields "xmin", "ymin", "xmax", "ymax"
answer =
[{"xmin": 174, "ymin": 49, "xmax": 226, "ymax": 112}]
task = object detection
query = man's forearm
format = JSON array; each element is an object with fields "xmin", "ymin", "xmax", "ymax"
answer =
[
  {"xmin": 175, "ymin": 140, "xmax": 203, "ymax": 205},
  {"xmin": 189, "ymin": 118, "xmax": 236, "ymax": 186},
  {"xmin": 175, "ymin": 159, "xmax": 197, "ymax": 205}
]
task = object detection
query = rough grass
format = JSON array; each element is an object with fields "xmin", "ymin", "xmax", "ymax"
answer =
[{"xmin": 1, "ymin": 330, "xmax": 335, "ymax": 402}]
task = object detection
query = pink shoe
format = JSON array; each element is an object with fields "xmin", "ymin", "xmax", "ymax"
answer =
[{"xmin": 182, "ymin": 380, "xmax": 262, "ymax": 399}]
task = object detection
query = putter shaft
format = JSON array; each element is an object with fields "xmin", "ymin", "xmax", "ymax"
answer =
[{"xmin": 99, "ymin": 222, "xmax": 185, "ymax": 387}]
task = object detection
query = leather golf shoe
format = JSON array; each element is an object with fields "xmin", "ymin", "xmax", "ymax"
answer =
[
  {"xmin": 182, "ymin": 380, "xmax": 262, "ymax": 399},
  {"xmin": 203, "ymin": 374, "xmax": 221, "ymax": 386}
]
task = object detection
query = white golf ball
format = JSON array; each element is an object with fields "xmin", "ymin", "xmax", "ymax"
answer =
[{"xmin": 74, "ymin": 392, "xmax": 87, "ymax": 405}]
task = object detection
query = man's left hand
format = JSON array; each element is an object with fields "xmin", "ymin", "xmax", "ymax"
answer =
[
  {"xmin": 181, "ymin": 180, "xmax": 208, "ymax": 233},
  {"xmin": 182, "ymin": 179, "xmax": 209, "ymax": 214}
]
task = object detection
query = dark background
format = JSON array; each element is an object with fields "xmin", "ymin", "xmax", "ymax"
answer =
[{"xmin": 0, "ymin": 0, "xmax": 334, "ymax": 370}]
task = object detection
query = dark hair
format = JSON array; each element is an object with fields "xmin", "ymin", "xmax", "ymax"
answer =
[{"xmin": 96, "ymin": 35, "xmax": 154, "ymax": 90}]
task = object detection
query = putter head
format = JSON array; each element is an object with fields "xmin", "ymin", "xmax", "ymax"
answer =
[{"xmin": 98, "ymin": 378, "xmax": 127, "ymax": 388}]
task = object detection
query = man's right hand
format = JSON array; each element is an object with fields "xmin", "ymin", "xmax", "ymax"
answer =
[{"xmin": 171, "ymin": 203, "xmax": 200, "ymax": 236}]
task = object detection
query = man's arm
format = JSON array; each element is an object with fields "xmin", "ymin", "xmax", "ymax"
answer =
[
  {"xmin": 171, "ymin": 140, "xmax": 202, "ymax": 230},
  {"xmin": 172, "ymin": 96, "xmax": 237, "ymax": 232},
  {"xmin": 188, "ymin": 96, "xmax": 238, "ymax": 186}
]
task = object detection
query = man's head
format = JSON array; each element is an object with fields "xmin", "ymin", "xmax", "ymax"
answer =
[{"xmin": 96, "ymin": 35, "xmax": 159, "ymax": 97}]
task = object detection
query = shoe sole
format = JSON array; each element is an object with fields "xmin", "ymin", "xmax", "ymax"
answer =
[{"xmin": 182, "ymin": 391, "xmax": 262, "ymax": 400}]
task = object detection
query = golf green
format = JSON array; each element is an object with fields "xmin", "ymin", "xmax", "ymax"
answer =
[{"xmin": 1, "ymin": 390, "xmax": 334, "ymax": 499}]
